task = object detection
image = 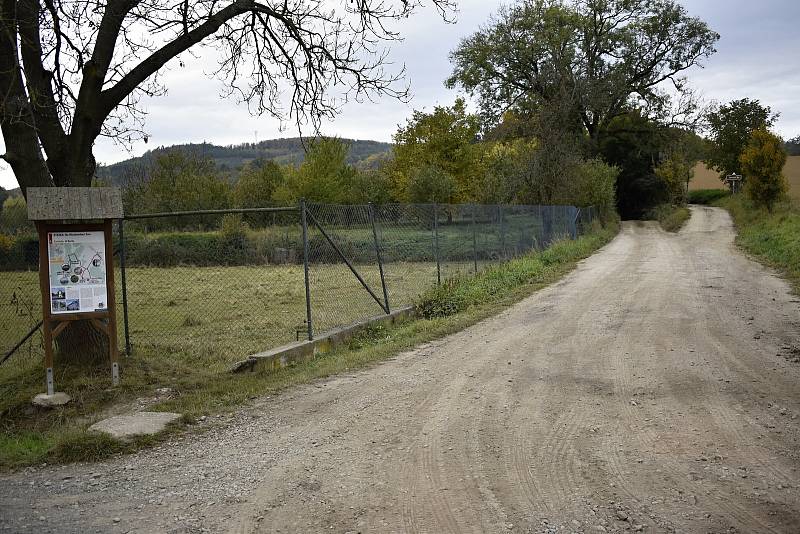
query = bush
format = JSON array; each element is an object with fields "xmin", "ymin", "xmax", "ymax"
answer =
[
  {"xmin": 570, "ymin": 159, "xmax": 618, "ymax": 218},
  {"xmin": 688, "ymin": 189, "xmax": 729, "ymax": 204}
]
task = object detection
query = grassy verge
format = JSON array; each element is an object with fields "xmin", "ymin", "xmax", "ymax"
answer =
[
  {"xmin": 649, "ymin": 204, "xmax": 691, "ymax": 232},
  {"xmin": 0, "ymin": 221, "xmax": 618, "ymax": 470},
  {"xmin": 715, "ymin": 195, "xmax": 800, "ymax": 292},
  {"xmin": 688, "ymin": 189, "xmax": 729, "ymax": 205}
]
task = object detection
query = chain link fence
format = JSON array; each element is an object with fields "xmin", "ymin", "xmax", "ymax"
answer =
[{"xmin": 1, "ymin": 202, "xmax": 596, "ymax": 373}]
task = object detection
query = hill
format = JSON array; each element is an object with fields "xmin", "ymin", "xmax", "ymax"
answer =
[
  {"xmin": 690, "ymin": 156, "xmax": 800, "ymax": 201},
  {"xmin": 96, "ymin": 137, "xmax": 393, "ymax": 185}
]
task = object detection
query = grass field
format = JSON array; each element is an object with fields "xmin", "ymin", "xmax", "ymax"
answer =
[
  {"xmin": 690, "ymin": 156, "xmax": 800, "ymax": 200},
  {"xmin": 0, "ymin": 261, "xmax": 448, "ymax": 376}
]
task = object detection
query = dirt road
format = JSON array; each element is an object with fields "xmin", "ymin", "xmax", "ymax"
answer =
[{"xmin": 2, "ymin": 206, "xmax": 800, "ymax": 533}]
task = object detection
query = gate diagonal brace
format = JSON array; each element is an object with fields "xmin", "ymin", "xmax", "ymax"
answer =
[{"xmin": 305, "ymin": 208, "xmax": 390, "ymax": 315}]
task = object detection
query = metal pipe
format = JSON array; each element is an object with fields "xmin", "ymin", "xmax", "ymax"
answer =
[
  {"xmin": 118, "ymin": 219, "xmax": 132, "ymax": 355},
  {"xmin": 125, "ymin": 206, "xmax": 296, "ymax": 220},
  {"xmin": 369, "ymin": 203, "xmax": 390, "ymax": 314},
  {"xmin": 472, "ymin": 204, "xmax": 478, "ymax": 274},
  {"xmin": 305, "ymin": 207, "xmax": 388, "ymax": 314},
  {"xmin": 0, "ymin": 320, "xmax": 43, "ymax": 366},
  {"xmin": 300, "ymin": 199, "xmax": 313, "ymax": 341},
  {"xmin": 433, "ymin": 204, "xmax": 441, "ymax": 285}
]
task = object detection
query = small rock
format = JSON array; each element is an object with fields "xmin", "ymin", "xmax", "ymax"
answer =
[
  {"xmin": 594, "ymin": 526, "xmax": 607, "ymax": 532},
  {"xmin": 113, "ymin": 518, "xmax": 121, "ymax": 523},
  {"xmin": 616, "ymin": 510, "xmax": 629, "ymax": 522},
  {"xmin": 32, "ymin": 392, "xmax": 71, "ymax": 408}
]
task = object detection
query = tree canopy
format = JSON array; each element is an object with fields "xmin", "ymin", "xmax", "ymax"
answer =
[
  {"xmin": 740, "ymin": 129, "xmax": 787, "ymax": 211},
  {"xmin": 705, "ymin": 98, "xmax": 778, "ymax": 179},
  {"xmin": 447, "ymin": 0, "xmax": 718, "ymax": 145},
  {"xmin": 0, "ymin": 0, "xmax": 455, "ymax": 196}
]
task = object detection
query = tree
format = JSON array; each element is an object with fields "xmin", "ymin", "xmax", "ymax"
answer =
[
  {"xmin": 654, "ymin": 130, "xmax": 707, "ymax": 204},
  {"xmin": 388, "ymin": 99, "xmax": 483, "ymax": 202},
  {"xmin": 599, "ymin": 111, "xmax": 670, "ymax": 218},
  {"xmin": 273, "ymin": 137, "xmax": 356, "ymax": 203},
  {"xmin": 125, "ymin": 151, "xmax": 231, "ymax": 229},
  {"xmin": 233, "ymin": 159, "xmax": 284, "ymax": 225},
  {"xmin": 407, "ymin": 165, "xmax": 457, "ymax": 204},
  {"xmin": 785, "ymin": 136, "xmax": 800, "ymax": 157},
  {"xmin": 0, "ymin": 186, "xmax": 7, "ymax": 214},
  {"xmin": 740, "ymin": 129, "xmax": 787, "ymax": 211},
  {"xmin": 447, "ymin": 0, "xmax": 718, "ymax": 147},
  {"xmin": 1, "ymin": 1, "xmax": 455, "ymax": 197},
  {"xmin": 706, "ymin": 99, "xmax": 778, "ymax": 179}
]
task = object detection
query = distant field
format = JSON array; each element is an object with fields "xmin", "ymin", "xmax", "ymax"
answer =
[{"xmin": 690, "ymin": 156, "xmax": 800, "ymax": 200}]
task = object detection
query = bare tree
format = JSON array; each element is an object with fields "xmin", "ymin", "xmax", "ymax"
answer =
[{"xmin": 1, "ymin": 0, "xmax": 456, "ymax": 196}]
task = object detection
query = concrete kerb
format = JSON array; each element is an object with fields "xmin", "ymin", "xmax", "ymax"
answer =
[{"xmin": 229, "ymin": 305, "xmax": 416, "ymax": 374}]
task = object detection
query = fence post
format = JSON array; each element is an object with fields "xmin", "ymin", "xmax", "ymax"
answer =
[
  {"xmin": 118, "ymin": 219, "xmax": 132, "ymax": 356},
  {"xmin": 300, "ymin": 199, "xmax": 313, "ymax": 341},
  {"xmin": 472, "ymin": 204, "xmax": 478, "ymax": 274},
  {"xmin": 368, "ymin": 203, "xmax": 390, "ymax": 314},
  {"xmin": 433, "ymin": 203, "xmax": 441, "ymax": 285},
  {"xmin": 499, "ymin": 204, "xmax": 506, "ymax": 259}
]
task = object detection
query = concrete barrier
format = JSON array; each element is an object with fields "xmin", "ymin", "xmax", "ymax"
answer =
[{"xmin": 229, "ymin": 305, "xmax": 415, "ymax": 373}]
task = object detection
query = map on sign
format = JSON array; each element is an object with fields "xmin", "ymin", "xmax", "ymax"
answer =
[{"xmin": 48, "ymin": 231, "xmax": 108, "ymax": 315}]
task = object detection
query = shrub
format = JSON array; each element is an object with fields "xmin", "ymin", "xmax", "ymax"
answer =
[{"xmin": 740, "ymin": 128, "xmax": 788, "ymax": 211}]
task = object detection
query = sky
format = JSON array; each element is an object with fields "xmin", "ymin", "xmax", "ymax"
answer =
[{"xmin": 2, "ymin": 0, "xmax": 799, "ymax": 190}]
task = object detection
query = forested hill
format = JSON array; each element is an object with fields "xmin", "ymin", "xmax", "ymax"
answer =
[{"xmin": 96, "ymin": 137, "xmax": 393, "ymax": 184}]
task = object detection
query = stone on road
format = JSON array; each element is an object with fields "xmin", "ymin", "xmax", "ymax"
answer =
[{"xmin": 2, "ymin": 206, "xmax": 799, "ymax": 533}]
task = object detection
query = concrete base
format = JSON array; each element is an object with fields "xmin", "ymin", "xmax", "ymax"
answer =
[
  {"xmin": 32, "ymin": 392, "xmax": 71, "ymax": 407},
  {"xmin": 88, "ymin": 412, "xmax": 182, "ymax": 440},
  {"xmin": 230, "ymin": 305, "xmax": 415, "ymax": 374}
]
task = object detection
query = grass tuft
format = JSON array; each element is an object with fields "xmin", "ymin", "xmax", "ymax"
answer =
[{"xmin": 648, "ymin": 204, "xmax": 691, "ymax": 232}]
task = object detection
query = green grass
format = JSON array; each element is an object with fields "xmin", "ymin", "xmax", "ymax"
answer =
[
  {"xmin": 688, "ymin": 189, "xmax": 730, "ymax": 205},
  {"xmin": 648, "ymin": 204, "xmax": 691, "ymax": 232},
  {"xmin": 0, "ymin": 221, "xmax": 617, "ymax": 470},
  {"xmin": 715, "ymin": 195, "xmax": 800, "ymax": 292}
]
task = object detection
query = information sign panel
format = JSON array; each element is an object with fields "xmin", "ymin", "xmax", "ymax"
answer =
[{"xmin": 47, "ymin": 231, "xmax": 108, "ymax": 314}]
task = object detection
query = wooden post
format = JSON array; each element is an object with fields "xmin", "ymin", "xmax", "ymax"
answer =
[{"xmin": 104, "ymin": 219, "xmax": 120, "ymax": 385}]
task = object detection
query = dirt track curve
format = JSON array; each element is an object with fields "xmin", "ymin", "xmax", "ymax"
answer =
[{"xmin": 2, "ymin": 206, "xmax": 800, "ymax": 534}]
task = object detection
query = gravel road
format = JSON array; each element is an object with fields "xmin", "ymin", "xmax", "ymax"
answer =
[{"xmin": 2, "ymin": 206, "xmax": 800, "ymax": 534}]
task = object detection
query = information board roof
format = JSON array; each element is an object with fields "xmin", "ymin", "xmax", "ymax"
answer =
[{"xmin": 26, "ymin": 187, "xmax": 123, "ymax": 221}]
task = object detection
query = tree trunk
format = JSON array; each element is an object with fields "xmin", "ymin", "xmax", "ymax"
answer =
[{"xmin": 55, "ymin": 320, "xmax": 110, "ymax": 364}]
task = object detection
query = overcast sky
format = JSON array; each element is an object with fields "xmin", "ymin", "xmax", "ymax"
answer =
[{"xmin": 2, "ymin": 0, "xmax": 799, "ymax": 190}]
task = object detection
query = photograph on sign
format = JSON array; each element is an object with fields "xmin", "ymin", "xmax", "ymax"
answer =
[{"xmin": 47, "ymin": 231, "xmax": 108, "ymax": 314}]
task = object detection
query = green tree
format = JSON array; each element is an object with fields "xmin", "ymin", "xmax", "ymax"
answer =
[
  {"xmin": 274, "ymin": 137, "xmax": 356, "ymax": 203},
  {"xmin": 0, "ymin": 186, "xmax": 8, "ymax": 214},
  {"xmin": 127, "ymin": 151, "xmax": 231, "ymax": 229},
  {"xmin": 389, "ymin": 99, "xmax": 483, "ymax": 202},
  {"xmin": 233, "ymin": 159, "xmax": 285, "ymax": 225},
  {"xmin": 408, "ymin": 165, "xmax": 457, "ymax": 204},
  {"xmin": 785, "ymin": 135, "xmax": 800, "ymax": 157},
  {"xmin": 0, "ymin": 196, "xmax": 30, "ymax": 234},
  {"xmin": 706, "ymin": 98, "xmax": 778, "ymax": 179},
  {"xmin": 447, "ymin": 0, "xmax": 718, "ymax": 147},
  {"xmin": 654, "ymin": 130, "xmax": 707, "ymax": 205},
  {"xmin": 740, "ymin": 129, "xmax": 788, "ymax": 211},
  {"xmin": 599, "ymin": 111, "xmax": 670, "ymax": 218}
]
